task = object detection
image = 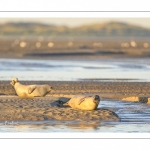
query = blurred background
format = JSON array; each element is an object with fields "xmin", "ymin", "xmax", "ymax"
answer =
[
  {"xmin": 0, "ymin": 18, "xmax": 150, "ymax": 59},
  {"xmin": 0, "ymin": 18, "xmax": 150, "ymax": 81}
]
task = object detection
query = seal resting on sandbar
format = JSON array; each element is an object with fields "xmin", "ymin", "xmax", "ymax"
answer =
[
  {"xmin": 63, "ymin": 95, "xmax": 100, "ymax": 110},
  {"xmin": 10, "ymin": 78, "xmax": 52, "ymax": 98}
]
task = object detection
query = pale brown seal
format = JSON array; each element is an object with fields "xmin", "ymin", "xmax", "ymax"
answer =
[
  {"xmin": 10, "ymin": 78, "xmax": 52, "ymax": 98},
  {"xmin": 63, "ymin": 95, "xmax": 100, "ymax": 110}
]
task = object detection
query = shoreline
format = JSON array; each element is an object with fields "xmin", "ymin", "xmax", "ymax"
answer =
[
  {"xmin": 0, "ymin": 81, "xmax": 150, "ymax": 122},
  {"xmin": 0, "ymin": 55, "xmax": 150, "ymax": 61},
  {"xmin": 0, "ymin": 95, "xmax": 120, "ymax": 122}
]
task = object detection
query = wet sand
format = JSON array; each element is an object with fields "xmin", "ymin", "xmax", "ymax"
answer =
[
  {"xmin": 1, "ymin": 81, "xmax": 150, "ymax": 99},
  {"xmin": 0, "ymin": 96, "xmax": 119, "ymax": 122},
  {"xmin": 0, "ymin": 81, "xmax": 150, "ymax": 123}
]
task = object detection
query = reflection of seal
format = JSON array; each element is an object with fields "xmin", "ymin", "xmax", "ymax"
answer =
[
  {"xmin": 63, "ymin": 95, "xmax": 100, "ymax": 110},
  {"xmin": 10, "ymin": 78, "xmax": 52, "ymax": 98}
]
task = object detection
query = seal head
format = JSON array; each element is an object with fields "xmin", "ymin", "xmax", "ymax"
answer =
[
  {"xmin": 10, "ymin": 78, "xmax": 19, "ymax": 86},
  {"xmin": 63, "ymin": 94, "xmax": 101, "ymax": 110},
  {"xmin": 93, "ymin": 95, "xmax": 100, "ymax": 105}
]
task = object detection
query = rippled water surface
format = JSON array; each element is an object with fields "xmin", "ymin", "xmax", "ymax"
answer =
[
  {"xmin": 0, "ymin": 58, "xmax": 150, "ymax": 81},
  {"xmin": 0, "ymin": 58, "xmax": 150, "ymax": 133},
  {"xmin": 1, "ymin": 100, "xmax": 150, "ymax": 133}
]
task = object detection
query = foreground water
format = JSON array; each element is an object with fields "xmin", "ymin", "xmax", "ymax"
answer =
[
  {"xmin": 0, "ymin": 99, "xmax": 150, "ymax": 133},
  {"xmin": 0, "ymin": 100, "xmax": 150, "ymax": 133},
  {"xmin": 0, "ymin": 58, "xmax": 150, "ymax": 81},
  {"xmin": 0, "ymin": 58, "xmax": 150, "ymax": 133}
]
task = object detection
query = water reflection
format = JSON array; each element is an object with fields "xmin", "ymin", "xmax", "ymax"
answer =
[
  {"xmin": 0, "ymin": 120, "xmax": 100, "ymax": 132},
  {"xmin": 1, "ymin": 121, "xmax": 150, "ymax": 132},
  {"xmin": 1, "ymin": 99, "xmax": 150, "ymax": 132}
]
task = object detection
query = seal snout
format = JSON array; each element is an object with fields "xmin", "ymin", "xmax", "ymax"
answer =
[
  {"xmin": 94, "ymin": 95, "xmax": 100, "ymax": 100},
  {"xmin": 48, "ymin": 86, "xmax": 53, "ymax": 91},
  {"xmin": 10, "ymin": 77, "xmax": 19, "ymax": 86},
  {"xmin": 93, "ymin": 95, "xmax": 100, "ymax": 104}
]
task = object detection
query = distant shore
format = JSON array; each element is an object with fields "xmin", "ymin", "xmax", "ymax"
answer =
[{"xmin": 0, "ymin": 38, "xmax": 150, "ymax": 60}]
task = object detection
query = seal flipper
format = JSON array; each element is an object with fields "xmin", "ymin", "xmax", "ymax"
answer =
[
  {"xmin": 78, "ymin": 97, "xmax": 86, "ymax": 105},
  {"xmin": 63, "ymin": 101, "xmax": 69, "ymax": 106},
  {"xmin": 28, "ymin": 85, "xmax": 37, "ymax": 94}
]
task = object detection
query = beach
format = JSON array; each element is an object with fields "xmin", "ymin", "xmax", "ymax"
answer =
[
  {"xmin": 0, "ymin": 38, "xmax": 150, "ymax": 132},
  {"xmin": 0, "ymin": 81, "xmax": 150, "ymax": 124}
]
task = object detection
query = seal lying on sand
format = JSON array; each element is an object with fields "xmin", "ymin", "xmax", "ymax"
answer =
[
  {"xmin": 62, "ymin": 95, "xmax": 100, "ymax": 110},
  {"xmin": 10, "ymin": 78, "xmax": 52, "ymax": 98}
]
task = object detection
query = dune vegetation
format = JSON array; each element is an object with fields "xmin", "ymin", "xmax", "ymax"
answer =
[{"xmin": 0, "ymin": 21, "xmax": 150, "ymax": 37}]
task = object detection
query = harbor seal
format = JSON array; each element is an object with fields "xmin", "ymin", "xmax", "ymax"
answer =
[
  {"xmin": 10, "ymin": 78, "xmax": 52, "ymax": 98},
  {"xmin": 63, "ymin": 95, "xmax": 100, "ymax": 110}
]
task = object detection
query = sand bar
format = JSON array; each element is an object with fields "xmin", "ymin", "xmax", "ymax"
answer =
[
  {"xmin": 1, "ymin": 81, "xmax": 150, "ymax": 98},
  {"xmin": 0, "ymin": 96, "xmax": 119, "ymax": 122},
  {"xmin": 0, "ymin": 81, "xmax": 150, "ymax": 122}
]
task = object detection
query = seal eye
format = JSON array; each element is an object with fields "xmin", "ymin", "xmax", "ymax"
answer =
[{"xmin": 94, "ymin": 95, "xmax": 100, "ymax": 100}]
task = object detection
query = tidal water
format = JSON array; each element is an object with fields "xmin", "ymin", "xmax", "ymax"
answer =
[
  {"xmin": 0, "ymin": 58, "xmax": 150, "ymax": 81},
  {"xmin": 1, "ymin": 99, "xmax": 150, "ymax": 133},
  {"xmin": 0, "ymin": 58, "xmax": 150, "ymax": 133}
]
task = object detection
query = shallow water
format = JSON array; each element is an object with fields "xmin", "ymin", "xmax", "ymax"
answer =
[
  {"xmin": 1, "ymin": 58, "xmax": 150, "ymax": 133},
  {"xmin": 0, "ymin": 100, "xmax": 150, "ymax": 133},
  {"xmin": 0, "ymin": 58, "xmax": 150, "ymax": 81}
]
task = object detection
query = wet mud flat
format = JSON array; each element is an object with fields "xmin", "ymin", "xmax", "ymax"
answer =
[
  {"xmin": 0, "ymin": 81, "xmax": 150, "ymax": 98},
  {"xmin": 0, "ymin": 81, "xmax": 150, "ymax": 127},
  {"xmin": 1, "ymin": 96, "xmax": 150, "ymax": 132},
  {"xmin": 0, "ymin": 96, "xmax": 119, "ymax": 123}
]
